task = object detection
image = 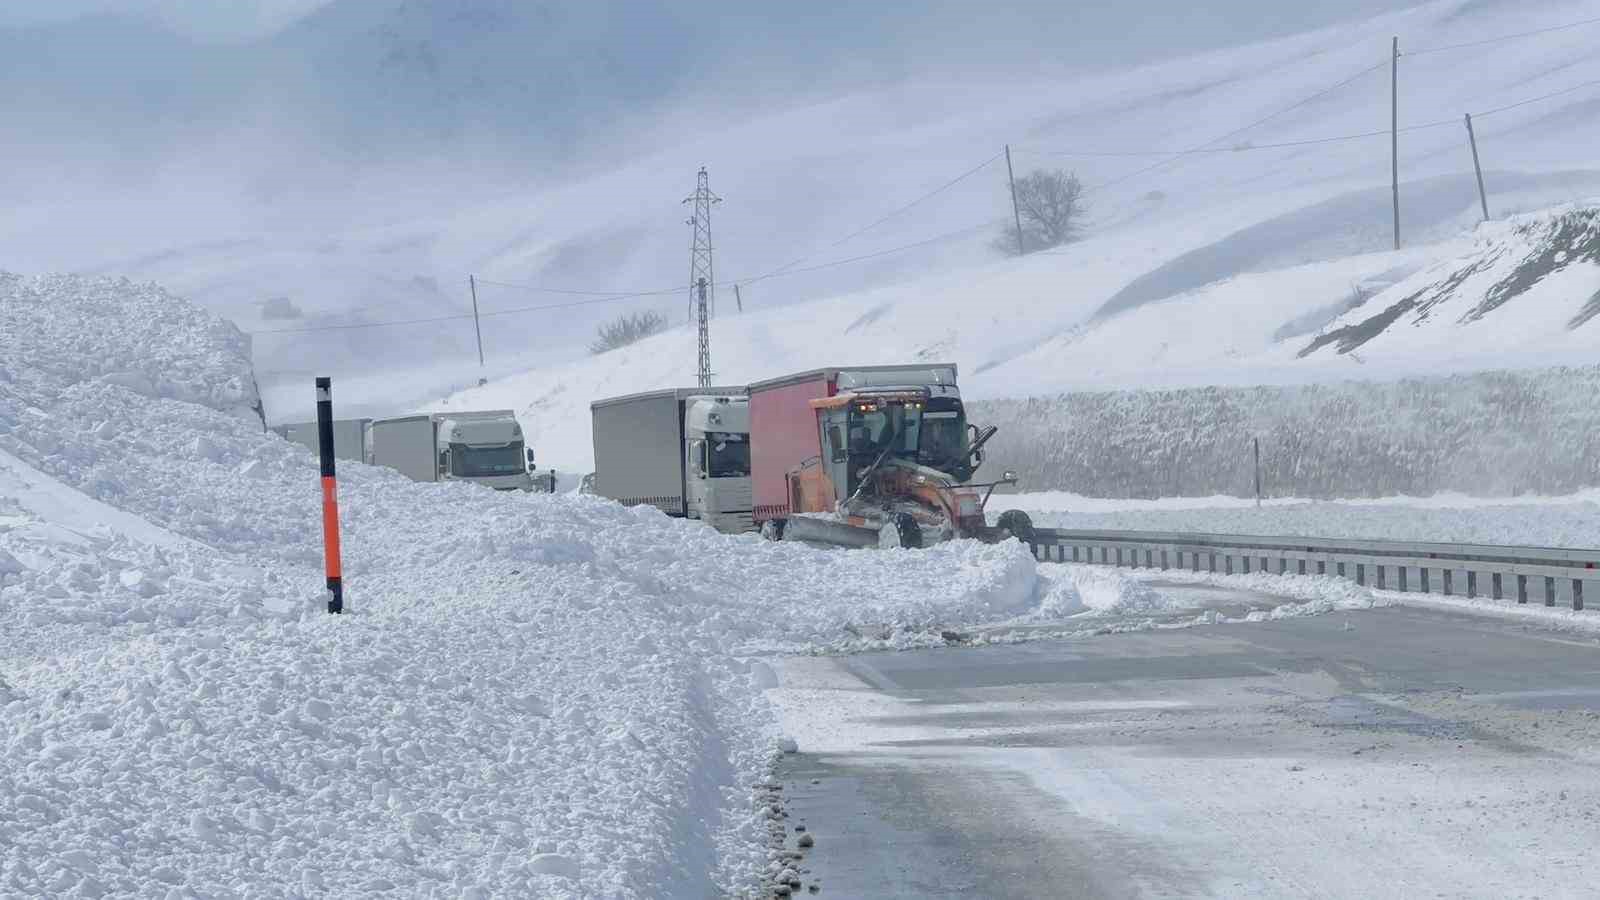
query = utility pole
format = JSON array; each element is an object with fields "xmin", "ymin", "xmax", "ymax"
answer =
[
  {"xmin": 468, "ymin": 275, "xmax": 485, "ymax": 373},
  {"xmin": 1464, "ymin": 113, "xmax": 1490, "ymax": 222},
  {"xmin": 1005, "ymin": 144, "xmax": 1025, "ymax": 256},
  {"xmin": 683, "ymin": 167, "xmax": 720, "ymax": 387},
  {"xmin": 1391, "ymin": 36, "xmax": 1401, "ymax": 251},
  {"xmin": 1253, "ymin": 437, "xmax": 1262, "ymax": 508},
  {"xmin": 733, "ymin": 283, "xmax": 744, "ymax": 313},
  {"xmin": 696, "ymin": 277, "xmax": 711, "ymax": 388}
]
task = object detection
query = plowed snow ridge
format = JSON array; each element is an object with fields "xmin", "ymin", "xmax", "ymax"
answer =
[{"xmin": 0, "ymin": 273, "xmax": 1041, "ymax": 897}]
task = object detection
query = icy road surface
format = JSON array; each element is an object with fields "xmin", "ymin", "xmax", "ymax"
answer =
[{"xmin": 768, "ymin": 587, "xmax": 1600, "ymax": 899}]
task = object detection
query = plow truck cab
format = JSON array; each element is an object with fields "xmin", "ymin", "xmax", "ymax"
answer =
[{"xmin": 748, "ymin": 364, "xmax": 1030, "ymax": 549}]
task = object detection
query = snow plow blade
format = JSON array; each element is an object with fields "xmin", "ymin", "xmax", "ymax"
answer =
[{"xmin": 779, "ymin": 516, "xmax": 880, "ymax": 548}]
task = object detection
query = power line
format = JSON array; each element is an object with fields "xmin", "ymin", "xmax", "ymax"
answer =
[
  {"xmin": 1082, "ymin": 57, "xmax": 1391, "ymax": 194},
  {"xmin": 748, "ymin": 150, "xmax": 1005, "ymax": 281},
  {"xmin": 251, "ymin": 222, "xmax": 992, "ymax": 336},
  {"xmin": 1472, "ymin": 77, "xmax": 1600, "ymax": 118},
  {"xmin": 823, "ymin": 152, "xmax": 1004, "ymax": 250},
  {"xmin": 472, "ymin": 278, "xmax": 680, "ymax": 298},
  {"xmin": 732, "ymin": 221, "xmax": 991, "ymax": 286},
  {"xmin": 1407, "ymin": 14, "xmax": 1600, "ymax": 56},
  {"xmin": 1019, "ymin": 117, "xmax": 1460, "ymax": 157}
]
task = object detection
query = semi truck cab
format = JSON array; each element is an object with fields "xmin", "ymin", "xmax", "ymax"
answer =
[
  {"xmin": 436, "ymin": 415, "xmax": 535, "ymax": 491},
  {"xmin": 367, "ymin": 410, "xmax": 535, "ymax": 492},
  {"xmin": 683, "ymin": 396, "xmax": 753, "ymax": 532}
]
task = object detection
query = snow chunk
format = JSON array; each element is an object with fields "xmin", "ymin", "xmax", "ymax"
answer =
[{"xmin": 529, "ymin": 853, "xmax": 580, "ymax": 879}]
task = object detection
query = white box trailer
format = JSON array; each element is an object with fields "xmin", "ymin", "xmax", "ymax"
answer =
[
  {"xmin": 273, "ymin": 419, "xmax": 369, "ymax": 462},
  {"xmin": 367, "ymin": 410, "xmax": 534, "ymax": 491},
  {"xmin": 590, "ymin": 387, "xmax": 752, "ymax": 532}
]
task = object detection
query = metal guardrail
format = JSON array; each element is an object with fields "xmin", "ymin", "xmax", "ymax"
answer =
[{"xmin": 1029, "ymin": 528, "xmax": 1600, "ymax": 611}]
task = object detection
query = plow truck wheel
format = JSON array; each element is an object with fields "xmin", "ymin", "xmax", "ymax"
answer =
[
  {"xmin": 878, "ymin": 513, "xmax": 923, "ymax": 550},
  {"xmin": 760, "ymin": 519, "xmax": 786, "ymax": 542},
  {"xmin": 996, "ymin": 509, "xmax": 1035, "ymax": 544}
]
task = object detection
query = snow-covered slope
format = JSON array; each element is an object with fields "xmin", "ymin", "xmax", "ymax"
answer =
[
  {"xmin": 13, "ymin": 0, "xmax": 1598, "ymax": 420},
  {"xmin": 437, "ymin": 199, "xmax": 1600, "ymax": 474},
  {"xmin": 0, "ymin": 274, "xmax": 1050, "ymax": 896}
]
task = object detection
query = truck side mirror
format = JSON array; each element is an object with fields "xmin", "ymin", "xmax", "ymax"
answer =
[
  {"xmin": 690, "ymin": 440, "xmax": 707, "ymax": 478},
  {"xmin": 525, "ymin": 448, "xmax": 535, "ymax": 466}
]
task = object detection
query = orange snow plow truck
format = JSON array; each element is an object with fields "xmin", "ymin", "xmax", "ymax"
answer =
[{"xmin": 748, "ymin": 364, "xmax": 1032, "ymax": 549}]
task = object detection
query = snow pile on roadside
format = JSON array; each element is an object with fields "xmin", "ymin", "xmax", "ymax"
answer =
[
  {"xmin": 1007, "ymin": 493, "xmax": 1600, "ymax": 549},
  {"xmin": 1030, "ymin": 565, "xmax": 1175, "ymax": 618},
  {"xmin": 977, "ymin": 561, "xmax": 1380, "ymax": 649},
  {"xmin": 0, "ymin": 273, "xmax": 1039, "ymax": 897}
]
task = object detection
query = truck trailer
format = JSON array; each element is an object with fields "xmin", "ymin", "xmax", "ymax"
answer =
[
  {"xmin": 366, "ymin": 410, "xmax": 535, "ymax": 492},
  {"xmin": 589, "ymin": 388, "xmax": 753, "ymax": 533},
  {"xmin": 273, "ymin": 418, "xmax": 369, "ymax": 462},
  {"xmin": 747, "ymin": 364, "xmax": 1030, "ymax": 548}
]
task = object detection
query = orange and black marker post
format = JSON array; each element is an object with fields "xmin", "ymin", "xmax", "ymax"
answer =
[{"xmin": 315, "ymin": 377, "xmax": 344, "ymax": 614}]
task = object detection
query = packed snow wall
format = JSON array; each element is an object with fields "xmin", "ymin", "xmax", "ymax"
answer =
[
  {"xmin": 973, "ymin": 365, "xmax": 1600, "ymax": 500},
  {"xmin": 0, "ymin": 272, "xmax": 265, "ymax": 428}
]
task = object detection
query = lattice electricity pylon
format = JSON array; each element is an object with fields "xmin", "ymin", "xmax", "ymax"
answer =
[
  {"xmin": 695, "ymin": 277, "xmax": 711, "ymax": 388},
  {"xmin": 683, "ymin": 167, "xmax": 720, "ymax": 388}
]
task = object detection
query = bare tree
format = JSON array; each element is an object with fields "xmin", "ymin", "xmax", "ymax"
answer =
[
  {"xmin": 589, "ymin": 310, "xmax": 668, "ymax": 354},
  {"xmin": 996, "ymin": 169, "xmax": 1087, "ymax": 255}
]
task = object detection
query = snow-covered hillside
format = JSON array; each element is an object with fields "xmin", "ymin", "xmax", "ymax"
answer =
[
  {"xmin": 436, "ymin": 200, "xmax": 1600, "ymax": 475},
  {"xmin": 12, "ymin": 0, "xmax": 1596, "ymax": 420},
  {"xmin": 1, "ymin": 274, "xmax": 1054, "ymax": 896}
]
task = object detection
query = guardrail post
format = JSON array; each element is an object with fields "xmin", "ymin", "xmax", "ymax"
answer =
[
  {"xmin": 1545, "ymin": 576, "xmax": 1557, "ymax": 607},
  {"xmin": 1576, "ymin": 580, "xmax": 1586, "ymax": 611},
  {"xmin": 1517, "ymin": 574, "xmax": 1528, "ymax": 604},
  {"xmin": 1491, "ymin": 572, "xmax": 1502, "ymax": 600},
  {"xmin": 1398, "ymin": 567, "xmax": 1408, "ymax": 592},
  {"xmin": 1357, "ymin": 563, "xmax": 1366, "ymax": 586},
  {"xmin": 1421, "ymin": 568, "xmax": 1431, "ymax": 594},
  {"xmin": 1467, "ymin": 570, "xmax": 1477, "ymax": 598},
  {"xmin": 1442, "ymin": 569, "xmax": 1453, "ymax": 596}
]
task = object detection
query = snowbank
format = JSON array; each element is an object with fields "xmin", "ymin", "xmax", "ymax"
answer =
[{"xmin": 0, "ymin": 273, "xmax": 1040, "ymax": 897}]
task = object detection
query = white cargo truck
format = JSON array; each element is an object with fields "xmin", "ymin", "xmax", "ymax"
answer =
[
  {"xmin": 590, "ymin": 388, "xmax": 753, "ymax": 533},
  {"xmin": 366, "ymin": 410, "xmax": 535, "ymax": 492},
  {"xmin": 273, "ymin": 418, "xmax": 369, "ymax": 462}
]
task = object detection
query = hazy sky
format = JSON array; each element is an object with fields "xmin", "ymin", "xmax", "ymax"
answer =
[
  {"xmin": 1, "ymin": 0, "xmax": 1424, "ymax": 52},
  {"xmin": 0, "ymin": 0, "xmax": 330, "ymax": 40}
]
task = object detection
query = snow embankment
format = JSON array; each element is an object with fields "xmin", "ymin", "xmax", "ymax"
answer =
[
  {"xmin": 1000, "ymin": 490, "xmax": 1600, "ymax": 549},
  {"xmin": 0, "ymin": 273, "xmax": 1038, "ymax": 897}
]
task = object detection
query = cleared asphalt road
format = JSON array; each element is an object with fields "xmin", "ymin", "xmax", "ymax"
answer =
[{"xmin": 768, "ymin": 590, "xmax": 1600, "ymax": 898}]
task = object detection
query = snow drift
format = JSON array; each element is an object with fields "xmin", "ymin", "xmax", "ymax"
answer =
[{"xmin": 0, "ymin": 273, "xmax": 1039, "ymax": 897}]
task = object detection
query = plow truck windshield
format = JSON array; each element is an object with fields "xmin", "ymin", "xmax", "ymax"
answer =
[{"xmin": 843, "ymin": 398, "xmax": 970, "ymax": 478}]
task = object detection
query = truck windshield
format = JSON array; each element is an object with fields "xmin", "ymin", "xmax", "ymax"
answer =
[
  {"xmin": 450, "ymin": 442, "xmax": 525, "ymax": 477},
  {"xmin": 848, "ymin": 404, "xmax": 920, "ymax": 459},
  {"xmin": 918, "ymin": 409, "xmax": 967, "ymax": 471},
  {"xmin": 708, "ymin": 433, "xmax": 750, "ymax": 477}
]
